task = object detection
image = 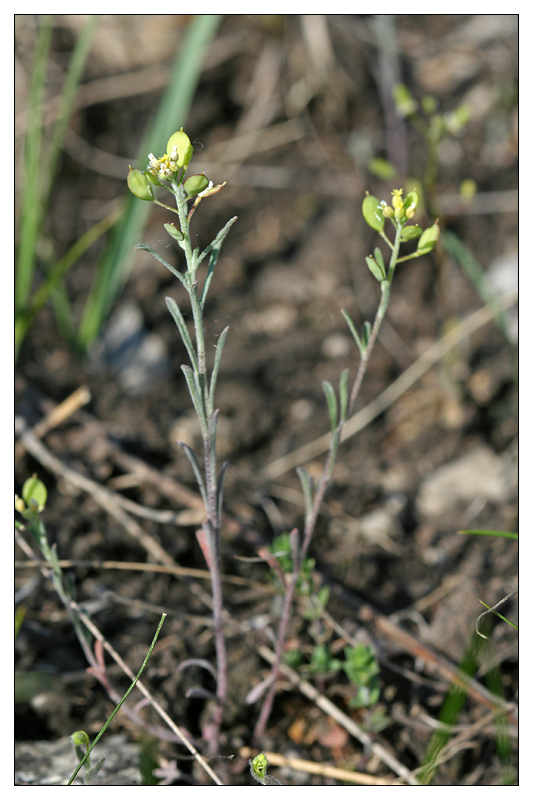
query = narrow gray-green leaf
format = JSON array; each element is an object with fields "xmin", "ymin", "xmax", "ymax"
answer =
[
  {"xmin": 322, "ymin": 380, "xmax": 338, "ymax": 433},
  {"xmin": 198, "ymin": 216, "xmax": 238, "ymax": 267},
  {"xmin": 181, "ymin": 365, "xmax": 208, "ymax": 433},
  {"xmin": 216, "ymin": 460, "xmax": 230, "ymax": 520},
  {"xmin": 362, "ymin": 320, "xmax": 372, "ymax": 348},
  {"xmin": 200, "ymin": 217, "xmax": 238, "ymax": 306},
  {"xmin": 296, "ymin": 467, "xmax": 314, "ymax": 521},
  {"xmin": 135, "ymin": 244, "xmax": 189, "ymax": 288},
  {"xmin": 373, "ymin": 247, "xmax": 386, "ymax": 273},
  {"xmin": 339, "ymin": 368, "xmax": 350, "ymax": 424},
  {"xmin": 208, "ymin": 325, "xmax": 229, "ymax": 412},
  {"xmin": 366, "ymin": 255, "xmax": 387, "ymax": 282},
  {"xmin": 165, "ymin": 296, "xmax": 198, "ymax": 371},
  {"xmin": 177, "ymin": 441, "xmax": 207, "ymax": 506},
  {"xmin": 341, "ymin": 309, "xmax": 366, "ymax": 358}
]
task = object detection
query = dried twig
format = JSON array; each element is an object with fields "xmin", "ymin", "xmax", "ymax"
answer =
[{"xmin": 239, "ymin": 746, "xmax": 402, "ymax": 785}]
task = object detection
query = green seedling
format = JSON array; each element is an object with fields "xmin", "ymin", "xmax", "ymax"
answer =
[
  {"xmin": 343, "ymin": 644, "xmax": 381, "ymax": 709},
  {"xmin": 70, "ymin": 731, "xmax": 106, "ymax": 785},
  {"xmin": 249, "ymin": 752, "xmax": 282, "ymax": 786}
]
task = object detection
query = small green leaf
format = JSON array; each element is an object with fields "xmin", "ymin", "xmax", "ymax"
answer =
[
  {"xmin": 296, "ymin": 466, "xmax": 314, "ymax": 520},
  {"xmin": 339, "ymin": 368, "xmax": 349, "ymax": 423},
  {"xmin": 316, "ymin": 585, "xmax": 330, "ymax": 610},
  {"xmin": 322, "ymin": 380, "xmax": 338, "ymax": 431},
  {"xmin": 362, "ymin": 320, "xmax": 372, "ymax": 348},
  {"xmin": 373, "ymin": 247, "xmax": 386, "ymax": 272},
  {"xmin": 362, "ymin": 194, "xmax": 385, "ymax": 232},
  {"xmin": 209, "ymin": 325, "xmax": 230, "ymax": 411},
  {"xmin": 178, "ymin": 441, "xmax": 207, "ymax": 507},
  {"xmin": 341, "ymin": 309, "xmax": 365, "ymax": 357},
  {"xmin": 421, "ymin": 94, "xmax": 438, "ymax": 115},
  {"xmin": 165, "ymin": 297, "xmax": 198, "ymax": 371},
  {"xmin": 366, "ymin": 255, "xmax": 387, "ymax": 282},
  {"xmin": 164, "ymin": 222, "xmax": 184, "ymax": 242},
  {"xmin": 393, "ymin": 83, "xmax": 417, "ymax": 116}
]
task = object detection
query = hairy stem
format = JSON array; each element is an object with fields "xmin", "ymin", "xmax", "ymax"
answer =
[{"xmin": 173, "ymin": 179, "xmax": 228, "ymax": 752}]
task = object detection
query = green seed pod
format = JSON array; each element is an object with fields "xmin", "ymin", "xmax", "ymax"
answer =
[
  {"xmin": 22, "ymin": 475, "xmax": 47, "ymax": 512},
  {"xmin": 362, "ymin": 195, "xmax": 385, "ymax": 232},
  {"xmin": 184, "ymin": 173, "xmax": 209, "ymax": 197},
  {"xmin": 404, "ymin": 190, "xmax": 418, "ymax": 216},
  {"xmin": 417, "ymin": 222, "xmax": 440, "ymax": 255},
  {"xmin": 127, "ymin": 168, "xmax": 154, "ymax": 201},
  {"xmin": 393, "ymin": 83, "xmax": 417, "ymax": 117},
  {"xmin": 164, "ymin": 222, "xmax": 184, "ymax": 242},
  {"xmin": 166, "ymin": 129, "xmax": 194, "ymax": 169},
  {"xmin": 400, "ymin": 224, "xmax": 422, "ymax": 241}
]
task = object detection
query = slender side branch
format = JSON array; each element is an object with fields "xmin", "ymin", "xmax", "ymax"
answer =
[{"xmin": 254, "ymin": 188, "xmax": 438, "ymax": 742}]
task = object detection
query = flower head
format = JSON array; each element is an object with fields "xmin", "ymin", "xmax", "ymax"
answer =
[
  {"xmin": 380, "ymin": 188, "xmax": 419, "ymax": 225},
  {"xmin": 146, "ymin": 129, "xmax": 194, "ymax": 183}
]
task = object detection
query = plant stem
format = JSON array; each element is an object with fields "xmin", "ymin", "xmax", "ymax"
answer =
[
  {"xmin": 253, "ymin": 225, "xmax": 403, "ymax": 743},
  {"xmin": 173, "ymin": 180, "xmax": 228, "ymax": 752}
]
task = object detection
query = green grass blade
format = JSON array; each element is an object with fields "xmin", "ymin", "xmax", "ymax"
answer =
[
  {"xmin": 16, "ymin": 15, "xmax": 54, "ymax": 312},
  {"xmin": 67, "ymin": 613, "xmax": 167, "ymax": 785},
  {"xmin": 459, "ymin": 529, "xmax": 518, "ymax": 540},
  {"xmin": 15, "ymin": 208, "xmax": 120, "ymax": 357},
  {"xmin": 417, "ymin": 633, "xmax": 484, "ymax": 785},
  {"xmin": 16, "ymin": 16, "xmax": 99, "ymax": 357},
  {"xmin": 44, "ymin": 15, "xmax": 99, "ymax": 205},
  {"xmin": 478, "ymin": 600, "xmax": 518, "ymax": 631},
  {"xmin": 442, "ymin": 230, "xmax": 516, "ymax": 351},
  {"xmin": 76, "ymin": 14, "xmax": 222, "ymax": 353}
]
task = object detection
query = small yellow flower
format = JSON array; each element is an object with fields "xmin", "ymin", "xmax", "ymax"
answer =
[{"xmin": 147, "ymin": 145, "xmax": 185, "ymax": 182}]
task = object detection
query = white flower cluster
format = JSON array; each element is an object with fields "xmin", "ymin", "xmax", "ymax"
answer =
[{"xmin": 147, "ymin": 146, "xmax": 181, "ymax": 182}]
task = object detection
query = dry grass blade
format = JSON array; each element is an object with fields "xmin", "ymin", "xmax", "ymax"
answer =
[
  {"xmin": 67, "ymin": 599, "xmax": 224, "ymax": 785},
  {"xmin": 240, "ymin": 746, "xmax": 401, "ymax": 785}
]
